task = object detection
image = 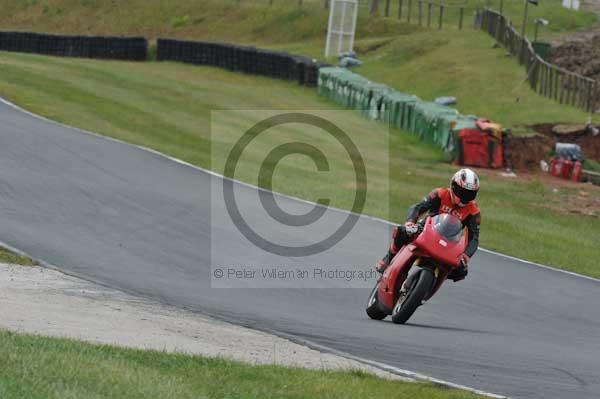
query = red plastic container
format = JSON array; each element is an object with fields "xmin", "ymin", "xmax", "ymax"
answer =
[
  {"xmin": 550, "ymin": 158, "xmax": 564, "ymax": 178},
  {"xmin": 550, "ymin": 158, "xmax": 579, "ymax": 181},
  {"xmin": 561, "ymin": 160, "xmax": 573, "ymax": 179},
  {"xmin": 571, "ymin": 160, "xmax": 583, "ymax": 182},
  {"xmin": 457, "ymin": 129, "xmax": 503, "ymax": 169}
]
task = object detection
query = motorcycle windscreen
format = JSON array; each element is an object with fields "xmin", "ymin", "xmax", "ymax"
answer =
[{"xmin": 431, "ymin": 214, "xmax": 463, "ymax": 242}]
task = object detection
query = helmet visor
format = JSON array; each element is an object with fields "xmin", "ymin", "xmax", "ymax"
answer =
[{"xmin": 452, "ymin": 181, "xmax": 478, "ymax": 203}]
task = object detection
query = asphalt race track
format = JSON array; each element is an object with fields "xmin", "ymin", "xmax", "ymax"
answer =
[{"xmin": 1, "ymin": 100, "xmax": 599, "ymax": 399}]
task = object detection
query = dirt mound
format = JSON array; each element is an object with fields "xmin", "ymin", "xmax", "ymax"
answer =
[
  {"xmin": 504, "ymin": 133, "xmax": 554, "ymax": 170},
  {"xmin": 550, "ymin": 37, "xmax": 600, "ymax": 81},
  {"xmin": 531, "ymin": 123, "xmax": 600, "ymax": 161},
  {"xmin": 504, "ymin": 124, "xmax": 600, "ymax": 170}
]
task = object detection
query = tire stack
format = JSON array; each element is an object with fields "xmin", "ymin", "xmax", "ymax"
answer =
[
  {"xmin": 156, "ymin": 38, "xmax": 326, "ymax": 87},
  {"xmin": 0, "ymin": 31, "xmax": 147, "ymax": 61}
]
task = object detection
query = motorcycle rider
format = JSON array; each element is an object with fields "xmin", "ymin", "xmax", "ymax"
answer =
[{"xmin": 376, "ymin": 168, "xmax": 481, "ymax": 282}]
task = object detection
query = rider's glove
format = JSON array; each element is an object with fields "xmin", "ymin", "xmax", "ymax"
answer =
[
  {"xmin": 450, "ymin": 254, "xmax": 469, "ymax": 282},
  {"xmin": 404, "ymin": 221, "xmax": 419, "ymax": 236}
]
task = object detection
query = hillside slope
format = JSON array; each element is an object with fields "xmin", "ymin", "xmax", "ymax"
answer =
[{"xmin": 1, "ymin": 0, "xmax": 597, "ymax": 128}]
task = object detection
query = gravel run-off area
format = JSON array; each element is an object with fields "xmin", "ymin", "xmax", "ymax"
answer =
[{"xmin": 0, "ymin": 263, "xmax": 409, "ymax": 381}]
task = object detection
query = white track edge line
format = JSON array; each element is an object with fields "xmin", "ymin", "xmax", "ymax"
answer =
[
  {"xmin": 270, "ymin": 329, "xmax": 508, "ymax": 398},
  {"xmin": 0, "ymin": 236, "xmax": 508, "ymax": 398}
]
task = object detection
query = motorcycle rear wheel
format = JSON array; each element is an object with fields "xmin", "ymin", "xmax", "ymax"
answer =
[
  {"xmin": 366, "ymin": 281, "xmax": 387, "ymax": 320},
  {"xmin": 391, "ymin": 268, "xmax": 434, "ymax": 324}
]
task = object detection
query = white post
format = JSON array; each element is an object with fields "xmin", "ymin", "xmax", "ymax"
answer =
[
  {"xmin": 337, "ymin": 2, "xmax": 347, "ymax": 55},
  {"xmin": 349, "ymin": 1, "xmax": 358, "ymax": 52},
  {"xmin": 325, "ymin": 0, "xmax": 336, "ymax": 56}
]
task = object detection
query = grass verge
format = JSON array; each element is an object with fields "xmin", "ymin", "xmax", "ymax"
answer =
[
  {"xmin": 0, "ymin": 330, "xmax": 483, "ymax": 399},
  {"xmin": 0, "ymin": 246, "xmax": 35, "ymax": 265},
  {"xmin": 0, "ymin": 51, "xmax": 598, "ymax": 277}
]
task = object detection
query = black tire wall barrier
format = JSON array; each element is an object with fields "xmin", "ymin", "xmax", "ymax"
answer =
[
  {"xmin": 157, "ymin": 38, "xmax": 326, "ymax": 87},
  {"xmin": 0, "ymin": 31, "xmax": 325, "ymax": 85},
  {"xmin": 0, "ymin": 31, "xmax": 147, "ymax": 61}
]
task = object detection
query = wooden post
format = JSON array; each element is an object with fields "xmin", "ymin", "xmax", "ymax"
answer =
[
  {"xmin": 427, "ymin": 2, "xmax": 432, "ymax": 27},
  {"xmin": 553, "ymin": 68, "xmax": 559, "ymax": 101},
  {"xmin": 535, "ymin": 59, "xmax": 542, "ymax": 92},
  {"xmin": 399, "ymin": 0, "xmax": 403, "ymax": 19},
  {"xmin": 530, "ymin": 58, "xmax": 537, "ymax": 91},
  {"xmin": 568, "ymin": 74, "xmax": 574, "ymax": 106},
  {"xmin": 547, "ymin": 66, "xmax": 552, "ymax": 98},
  {"xmin": 540, "ymin": 63, "xmax": 545, "ymax": 96},
  {"xmin": 579, "ymin": 78, "xmax": 585, "ymax": 108},
  {"xmin": 578, "ymin": 78, "xmax": 584, "ymax": 108},
  {"xmin": 572, "ymin": 76, "xmax": 578, "ymax": 106},
  {"xmin": 544, "ymin": 64, "xmax": 550, "ymax": 97},
  {"xmin": 547, "ymin": 67, "xmax": 553, "ymax": 98},
  {"xmin": 590, "ymin": 81, "xmax": 597, "ymax": 113},
  {"xmin": 385, "ymin": 0, "xmax": 391, "ymax": 16},
  {"xmin": 584, "ymin": 80, "xmax": 590, "ymax": 109},
  {"xmin": 418, "ymin": 1, "xmax": 423, "ymax": 25},
  {"xmin": 552, "ymin": 68, "xmax": 558, "ymax": 100},
  {"xmin": 536, "ymin": 62, "xmax": 542, "ymax": 94},
  {"xmin": 587, "ymin": 81, "xmax": 594, "ymax": 112},
  {"xmin": 438, "ymin": 5, "xmax": 444, "ymax": 29},
  {"xmin": 459, "ymin": 7, "xmax": 464, "ymax": 30},
  {"xmin": 559, "ymin": 72, "xmax": 565, "ymax": 104},
  {"xmin": 575, "ymin": 78, "xmax": 581, "ymax": 108}
]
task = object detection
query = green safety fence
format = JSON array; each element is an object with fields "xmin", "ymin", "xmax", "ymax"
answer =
[{"xmin": 318, "ymin": 67, "xmax": 478, "ymax": 158}]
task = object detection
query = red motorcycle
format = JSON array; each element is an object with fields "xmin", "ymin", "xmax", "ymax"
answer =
[{"xmin": 366, "ymin": 214, "xmax": 467, "ymax": 324}]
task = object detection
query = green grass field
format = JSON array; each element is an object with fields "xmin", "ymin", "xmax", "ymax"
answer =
[
  {"xmin": 2, "ymin": 0, "xmax": 596, "ymax": 129},
  {"xmin": 0, "ymin": 51, "xmax": 598, "ymax": 277},
  {"xmin": 0, "ymin": 0, "xmax": 594, "ymax": 41},
  {"xmin": 0, "ymin": 330, "xmax": 483, "ymax": 399}
]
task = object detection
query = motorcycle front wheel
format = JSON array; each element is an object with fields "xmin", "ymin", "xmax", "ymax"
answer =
[
  {"xmin": 366, "ymin": 281, "xmax": 387, "ymax": 320},
  {"xmin": 391, "ymin": 268, "xmax": 434, "ymax": 324}
]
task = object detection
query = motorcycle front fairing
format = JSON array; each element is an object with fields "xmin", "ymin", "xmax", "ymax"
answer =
[
  {"xmin": 377, "ymin": 215, "xmax": 467, "ymax": 312},
  {"xmin": 377, "ymin": 244, "xmax": 417, "ymax": 311},
  {"xmin": 415, "ymin": 215, "xmax": 467, "ymax": 300},
  {"xmin": 413, "ymin": 215, "xmax": 466, "ymax": 268}
]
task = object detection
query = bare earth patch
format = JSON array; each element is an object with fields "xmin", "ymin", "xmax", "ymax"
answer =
[{"xmin": 0, "ymin": 263, "xmax": 408, "ymax": 381}]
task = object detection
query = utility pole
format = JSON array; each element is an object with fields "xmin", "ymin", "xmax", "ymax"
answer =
[
  {"xmin": 521, "ymin": 0, "xmax": 538, "ymax": 37},
  {"xmin": 521, "ymin": 0, "xmax": 529, "ymax": 37},
  {"xmin": 370, "ymin": 0, "xmax": 379, "ymax": 15}
]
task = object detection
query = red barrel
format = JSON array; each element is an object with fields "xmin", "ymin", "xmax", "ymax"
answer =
[
  {"xmin": 550, "ymin": 158, "xmax": 563, "ymax": 178},
  {"xmin": 561, "ymin": 160, "xmax": 573, "ymax": 180},
  {"xmin": 571, "ymin": 160, "xmax": 583, "ymax": 182}
]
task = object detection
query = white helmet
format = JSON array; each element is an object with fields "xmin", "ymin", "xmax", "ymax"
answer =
[{"xmin": 451, "ymin": 168, "xmax": 479, "ymax": 204}]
